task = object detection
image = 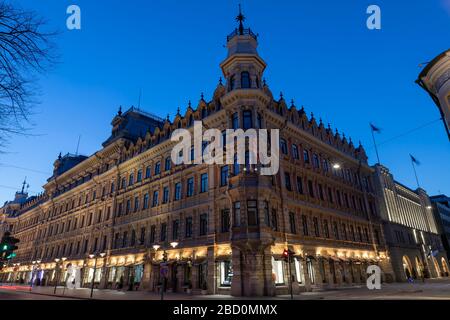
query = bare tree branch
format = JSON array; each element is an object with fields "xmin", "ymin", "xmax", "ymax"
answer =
[{"xmin": 0, "ymin": 0, "xmax": 57, "ymax": 152}]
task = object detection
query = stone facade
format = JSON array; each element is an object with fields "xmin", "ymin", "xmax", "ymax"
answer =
[
  {"xmin": 372, "ymin": 165, "xmax": 449, "ymax": 282},
  {"xmin": 0, "ymin": 14, "xmax": 392, "ymax": 296}
]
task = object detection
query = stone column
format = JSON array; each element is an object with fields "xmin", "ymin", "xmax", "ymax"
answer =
[
  {"xmin": 140, "ymin": 261, "xmax": 153, "ymax": 290},
  {"xmin": 206, "ymin": 246, "xmax": 216, "ymax": 294}
]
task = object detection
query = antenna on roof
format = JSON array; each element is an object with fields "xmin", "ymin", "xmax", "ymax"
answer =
[
  {"xmin": 75, "ymin": 135, "xmax": 81, "ymax": 155},
  {"xmin": 138, "ymin": 89, "xmax": 142, "ymax": 109}
]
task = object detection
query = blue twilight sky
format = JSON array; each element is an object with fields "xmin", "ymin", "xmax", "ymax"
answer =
[{"xmin": 0, "ymin": 0, "xmax": 449, "ymax": 204}]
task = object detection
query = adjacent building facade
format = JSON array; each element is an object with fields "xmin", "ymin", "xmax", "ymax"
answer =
[
  {"xmin": 430, "ymin": 195, "xmax": 450, "ymax": 262},
  {"xmin": 0, "ymin": 13, "xmax": 398, "ymax": 296},
  {"xmin": 372, "ymin": 165, "xmax": 449, "ymax": 282}
]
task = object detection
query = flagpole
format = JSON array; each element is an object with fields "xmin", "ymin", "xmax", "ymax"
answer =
[
  {"xmin": 410, "ymin": 158, "xmax": 420, "ymax": 188},
  {"xmin": 371, "ymin": 128, "xmax": 381, "ymax": 164}
]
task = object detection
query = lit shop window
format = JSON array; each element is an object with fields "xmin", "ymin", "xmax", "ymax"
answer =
[
  {"xmin": 271, "ymin": 257, "xmax": 285, "ymax": 285},
  {"xmin": 294, "ymin": 258, "xmax": 304, "ymax": 284},
  {"xmin": 220, "ymin": 261, "xmax": 233, "ymax": 287}
]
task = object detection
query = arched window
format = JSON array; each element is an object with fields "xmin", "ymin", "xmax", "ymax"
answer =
[{"xmin": 241, "ymin": 71, "xmax": 251, "ymax": 89}]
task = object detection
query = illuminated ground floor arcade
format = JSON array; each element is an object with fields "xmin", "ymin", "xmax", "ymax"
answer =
[{"xmin": 0, "ymin": 243, "xmax": 393, "ymax": 296}]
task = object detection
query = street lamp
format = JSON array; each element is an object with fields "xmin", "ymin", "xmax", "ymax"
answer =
[
  {"xmin": 153, "ymin": 242, "xmax": 179, "ymax": 300},
  {"xmin": 89, "ymin": 252, "xmax": 106, "ymax": 299},
  {"xmin": 332, "ymin": 163, "xmax": 341, "ymax": 169}
]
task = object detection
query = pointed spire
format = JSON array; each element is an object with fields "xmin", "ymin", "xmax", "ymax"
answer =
[
  {"xmin": 263, "ymin": 78, "xmax": 267, "ymax": 87},
  {"xmin": 58, "ymin": 152, "xmax": 62, "ymax": 159},
  {"xmin": 290, "ymin": 99, "xmax": 295, "ymax": 107},
  {"xmin": 279, "ymin": 92, "xmax": 284, "ymax": 100},
  {"xmin": 219, "ymin": 77, "xmax": 223, "ymax": 85},
  {"xmin": 200, "ymin": 92, "xmax": 204, "ymax": 101},
  {"xmin": 21, "ymin": 177, "xmax": 27, "ymax": 194},
  {"xmin": 118, "ymin": 105, "xmax": 122, "ymax": 116},
  {"xmin": 176, "ymin": 107, "xmax": 180, "ymax": 116},
  {"xmin": 188, "ymin": 100, "xmax": 192, "ymax": 109},
  {"xmin": 236, "ymin": 4, "xmax": 246, "ymax": 35}
]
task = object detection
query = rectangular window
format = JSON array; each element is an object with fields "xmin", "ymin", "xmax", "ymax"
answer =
[
  {"xmin": 134, "ymin": 196, "xmax": 139, "ymax": 212},
  {"xmin": 145, "ymin": 166, "xmax": 151, "ymax": 179},
  {"xmin": 308, "ymin": 180, "xmax": 315, "ymax": 198},
  {"xmin": 185, "ymin": 217, "xmax": 193, "ymax": 237},
  {"xmin": 154, "ymin": 162, "xmax": 161, "ymax": 175},
  {"xmin": 292, "ymin": 144, "xmax": 299, "ymax": 159},
  {"xmin": 200, "ymin": 173, "xmax": 208, "ymax": 193},
  {"xmin": 271, "ymin": 208, "xmax": 278, "ymax": 231},
  {"xmin": 174, "ymin": 183, "xmax": 182, "ymax": 200},
  {"xmin": 165, "ymin": 157, "xmax": 171, "ymax": 171},
  {"xmin": 232, "ymin": 112, "xmax": 239, "ymax": 130},
  {"xmin": 140, "ymin": 227, "xmax": 145, "ymax": 245},
  {"xmin": 220, "ymin": 261, "xmax": 233, "ymax": 287},
  {"xmin": 221, "ymin": 209, "xmax": 230, "ymax": 233},
  {"xmin": 150, "ymin": 225, "xmax": 156, "ymax": 244},
  {"xmin": 172, "ymin": 220, "xmax": 179, "ymax": 240},
  {"xmin": 199, "ymin": 213, "xmax": 208, "ymax": 236},
  {"xmin": 323, "ymin": 220, "xmax": 330, "ymax": 238},
  {"xmin": 272, "ymin": 259, "xmax": 285, "ymax": 285},
  {"xmin": 233, "ymin": 202, "xmax": 241, "ymax": 227},
  {"xmin": 303, "ymin": 150, "xmax": 310, "ymax": 163},
  {"xmin": 137, "ymin": 169, "xmax": 142, "ymax": 182},
  {"xmin": 220, "ymin": 166, "xmax": 229, "ymax": 186},
  {"xmin": 284, "ymin": 172, "xmax": 292, "ymax": 191},
  {"xmin": 302, "ymin": 215, "xmax": 309, "ymax": 236},
  {"xmin": 247, "ymin": 200, "xmax": 258, "ymax": 226},
  {"xmin": 333, "ymin": 222, "xmax": 339, "ymax": 240},
  {"xmin": 160, "ymin": 223, "xmax": 167, "ymax": 242},
  {"xmin": 313, "ymin": 154, "xmax": 320, "ymax": 168},
  {"xmin": 143, "ymin": 193, "xmax": 149, "ymax": 209},
  {"xmin": 187, "ymin": 178, "xmax": 194, "ymax": 197},
  {"xmin": 151, "ymin": 191, "xmax": 158, "ymax": 207},
  {"xmin": 313, "ymin": 217, "xmax": 320, "ymax": 237},
  {"xmin": 163, "ymin": 186, "xmax": 169, "ymax": 204},
  {"xmin": 296, "ymin": 176, "xmax": 304, "ymax": 194},
  {"xmin": 280, "ymin": 139, "xmax": 288, "ymax": 155},
  {"xmin": 289, "ymin": 212, "xmax": 296, "ymax": 234},
  {"xmin": 318, "ymin": 184, "xmax": 324, "ymax": 201},
  {"xmin": 243, "ymin": 110, "xmax": 252, "ymax": 129}
]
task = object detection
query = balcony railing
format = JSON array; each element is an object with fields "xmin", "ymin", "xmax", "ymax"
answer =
[{"xmin": 227, "ymin": 28, "xmax": 258, "ymax": 42}]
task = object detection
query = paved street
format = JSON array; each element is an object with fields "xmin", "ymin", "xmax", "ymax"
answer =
[{"xmin": 0, "ymin": 278, "xmax": 450, "ymax": 300}]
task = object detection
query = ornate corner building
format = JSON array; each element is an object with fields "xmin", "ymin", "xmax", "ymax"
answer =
[
  {"xmin": 3, "ymin": 11, "xmax": 447, "ymax": 297},
  {"xmin": 417, "ymin": 49, "xmax": 450, "ymax": 141}
]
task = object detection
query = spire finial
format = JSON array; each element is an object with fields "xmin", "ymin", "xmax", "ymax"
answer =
[
  {"xmin": 166, "ymin": 114, "xmax": 170, "ymax": 121},
  {"xmin": 188, "ymin": 100, "xmax": 191, "ymax": 108},
  {"xmin": 118, "ymin": 105, "xmax": 122, "ymax": 116},
  {"xmin": 263, "ymin": 78, "xmax": 267, "ymax": 86},
  {"xmin": 219, "ymin": 77, "xmax": 223, "ymax": 85},
  {"xmin": 279, "ymin": 92, "xmax": 283, "ymax": 99},
  {"xmin": 236, "ymin": 4, "xmax": 246, "ymax": 35},
  {"xmin": 21, "ymin": 177, "xmax": 27, "ymax": 194},
  {"xmin": 200, "ymin": 92, "xmax": 204, "ymax": 100},
  {"xmin": 177, "ymin": 107, "xmax": 180, "ymax": 115},
  {"xmin": 291, "ymin": 99, "xmax": 295, "ymax": 107}
]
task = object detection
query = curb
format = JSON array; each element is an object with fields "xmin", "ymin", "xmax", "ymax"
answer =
[{"xmin": 2, "ymin": 287, "xmax": 92, "ymax": 300}]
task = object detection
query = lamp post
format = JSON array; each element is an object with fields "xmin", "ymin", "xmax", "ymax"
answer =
[
  {"xmin": 89, "ymin": 252, "xmax": 106, "ymax": 299},
  {"xmin": 153, "ymin": 241, "xmax": 178, "ymax": 301},
  {"xmin": 53, "ymin": 258, "xmax": 61, "ymax": 294}
]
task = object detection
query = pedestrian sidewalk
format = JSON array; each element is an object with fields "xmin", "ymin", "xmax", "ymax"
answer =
[{"xmin": 0, "ymin": 283, "xmax": 228, "ymax": 300}]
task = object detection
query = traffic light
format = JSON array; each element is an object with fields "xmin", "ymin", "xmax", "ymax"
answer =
[
  {"xmin": 282, "ymin": 249, "xmax": 294, "ymax": 262},
  {"xmin": 0, "ymin": 232, "xmax": 20, "ymax": 261}
]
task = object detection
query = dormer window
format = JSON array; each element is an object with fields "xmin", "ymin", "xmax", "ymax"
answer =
[{"xmin": 241, "ymin": 71, "xmax": 251, "ymax": 88}]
